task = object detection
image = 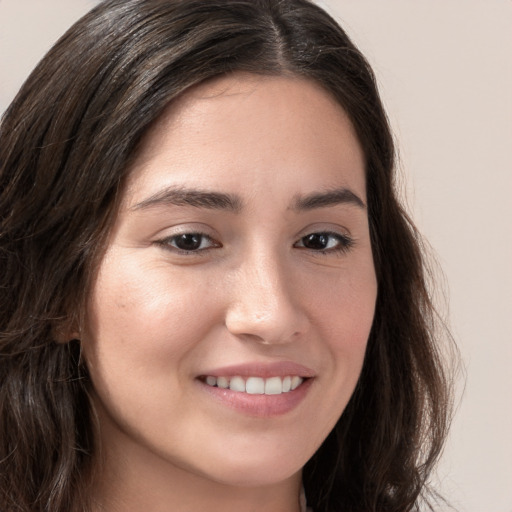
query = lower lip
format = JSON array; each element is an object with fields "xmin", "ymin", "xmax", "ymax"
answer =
[{"xmin": 197, "ymin": 378, "xmax": 313, "ymax": 418}]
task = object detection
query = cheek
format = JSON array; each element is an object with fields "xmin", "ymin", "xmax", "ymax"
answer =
[
  {"xmin": 305, "ymin": 256, "xmax": 377, "ymax": 346},
  {"xmin": 82, "ymin": 252, "xmax": 221, "ymax": 390},
  {"xmin": 306, "ymin": 258, "xmax": 376, "ymax": 385}
]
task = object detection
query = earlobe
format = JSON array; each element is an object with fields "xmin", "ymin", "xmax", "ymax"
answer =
[
  {"xmin": 53, "ymin": 320, "xmax": 80, "ymax": 344},
  {"xmin": 54, "ymin": 330, "xmax": 80, "ymax": 344}
]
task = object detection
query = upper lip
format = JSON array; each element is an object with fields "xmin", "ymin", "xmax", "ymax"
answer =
[{"xmin": 198, "ymin": 361, "xmax": 316, "ymax": 379}]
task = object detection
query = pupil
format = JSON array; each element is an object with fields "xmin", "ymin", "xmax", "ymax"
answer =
[
  {"xmin": 303, "ymin": 233, "xmax": 328, "ymax": 250},
  {"xmin": 176, "ymin": 234, "xmax": 201, "ymax": 251}
]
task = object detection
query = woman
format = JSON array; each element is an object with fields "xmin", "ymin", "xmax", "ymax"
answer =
[{"xmin": 0, "ymin": 1, "xmax": 454, "ymax": 511}]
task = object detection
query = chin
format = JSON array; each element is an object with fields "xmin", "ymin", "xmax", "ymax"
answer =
[
  {"xmin": 208, "ymin": 463, "xmax": 302, "ymax": 489},
  {"xmin": 186, "ymin": 445, "xmax": 307, "ymax": 488}
]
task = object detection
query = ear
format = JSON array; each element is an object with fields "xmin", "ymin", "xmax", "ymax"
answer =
[{"xmin": 53, "ymin": 316, "xmax": 80, "ymax": 344}]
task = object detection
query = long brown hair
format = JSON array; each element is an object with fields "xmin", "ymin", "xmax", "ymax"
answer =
[{"xmin": 0, "ymin": 1, "xmax": 455, "ymax": 510}]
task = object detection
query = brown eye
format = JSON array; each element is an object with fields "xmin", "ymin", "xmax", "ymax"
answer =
[
  {"xmin": 301, "ymin": 233, "xmax": 330, "ymax": 250},
  {"xmin": 294, "ymin": 232, "xmax": 353, "ymax": 253},
  {"xmin": 175, "ymin": 234, "xmax": 203, "ymax": 251},
  {"xmin": 162, "ymin": 233, "xmax": 218, "ymax": 252}
]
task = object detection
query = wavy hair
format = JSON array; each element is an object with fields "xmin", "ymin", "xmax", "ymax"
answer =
[{"xmin": 0, "ymin": 1, "xmax": 455, "ymax": 510}]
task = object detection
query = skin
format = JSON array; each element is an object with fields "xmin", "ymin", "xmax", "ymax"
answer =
[{"xmin": 82, "ymin": 73, "xmax": 377, "ymax": 512}]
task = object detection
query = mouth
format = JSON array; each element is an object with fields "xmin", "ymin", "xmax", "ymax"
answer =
[
  {"xmin": 195, "ymin": 362, "xmax": 315, "ymax": 417},
  {"xmin": 198, "ymin": 375, "xmax": 306, "ymax": 395}
]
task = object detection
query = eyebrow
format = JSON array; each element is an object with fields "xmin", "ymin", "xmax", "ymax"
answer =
[
  {"xmin": 292, "ymin": 187, "xmax": 366, "ymax": 211},
  {"xmin": 131, "ymin": 185, "xmax": 365, "ymax": 213},
  {"xmin": 131, "ymin": 186, "xmax": 243, "ymax": 212}
]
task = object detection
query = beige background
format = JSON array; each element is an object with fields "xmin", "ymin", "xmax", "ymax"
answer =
[{"xmin": 1, "ymin": 1, "xmax": 511, "ymax": 510}]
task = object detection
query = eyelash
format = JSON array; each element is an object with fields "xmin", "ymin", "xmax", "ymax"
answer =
[
  {"xmin": 156, "ymin": 232, "xmax": 219, "ymax": 254},
  {"xmin": 156, "ymin": 230, "xmax": 354, "ymax": 256},
  {"xmin": 293, "ymin": 231, "xmax": 354, "ymax": 255}
]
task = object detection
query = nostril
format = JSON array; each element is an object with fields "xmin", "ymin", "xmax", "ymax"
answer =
[{"xmin": 225, "ymin": 300, "xmax": 307, "ymax": 345}]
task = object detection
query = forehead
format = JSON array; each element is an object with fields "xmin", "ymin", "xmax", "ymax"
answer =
[{"xmin": 123, "ymin": 73, "xmax": 366, "ymax": 206}]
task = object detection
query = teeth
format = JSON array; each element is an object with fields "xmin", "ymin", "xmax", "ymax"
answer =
[
  {"xmin": 229, "ymin": 376, "xmax": 245, "ymax": 392},
  {"xmin": 291, "ymin": 376, "xmax": 302, "ymax": 390},
  {"xmin": 264, "ymin": 376, "xmax": 282, "ymax": 395},
  {"xmin": 217, "ymin": 376, "xmax": 229, "ymax": 389},
  {"xmin": 206, "ymin": 376, "xmax": 217, "ymax": 386},
  {"xmin": 246, "ymin": 377, "xmax": 264, "ymax": 394},
  {"xmin": 203, "ymin": 375, "xmax": 304, "ymax": 394}
]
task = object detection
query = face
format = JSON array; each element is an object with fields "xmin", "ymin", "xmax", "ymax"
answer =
[{"xmin": 83, "ymin": 74, "xmax": 377, "ymax": 490}]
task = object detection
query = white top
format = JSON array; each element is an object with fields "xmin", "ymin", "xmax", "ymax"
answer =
[{"xmin": 300, "ymin": 486, "xmax": 313, "ymax": 512}]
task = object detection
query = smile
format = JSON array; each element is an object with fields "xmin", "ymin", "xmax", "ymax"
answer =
[
  {"xmin": 202, "ymin": 375, "xmax": 304, "ymax": 395},
  {"xmin": 196, "ymin": 362, "xmax": 315, "ymax": 416}
]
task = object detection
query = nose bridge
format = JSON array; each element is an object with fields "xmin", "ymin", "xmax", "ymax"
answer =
[{"xmin": 225, "ymin": 247, "xmax": 306, "ymax": 344}]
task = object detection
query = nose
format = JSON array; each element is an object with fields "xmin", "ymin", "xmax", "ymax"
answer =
[{"xmin": 224, "ymin": 251, "xmax": 309, "ymax": 345}]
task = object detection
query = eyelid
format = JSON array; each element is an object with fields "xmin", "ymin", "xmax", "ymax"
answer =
[
  {"xmin": 293, "ymin": 229, "xmax": 354, "ymax": 254},
  {"xmin": 152, "ymin": 224, "xmax": 354, "ymax": 256},
  {"xmin": 155, "ymin": 227, "xmax": 221, "ymax": 255}
]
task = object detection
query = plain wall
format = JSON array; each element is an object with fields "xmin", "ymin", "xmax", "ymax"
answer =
[{"xmin": 1, "ymin": 1, "xmax": 511, "ymax": 511}]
